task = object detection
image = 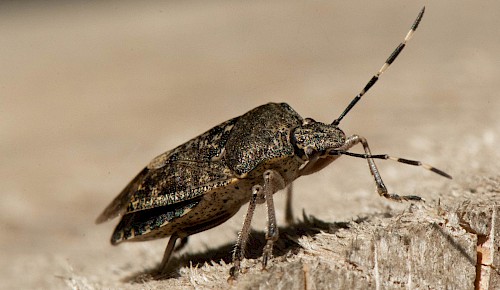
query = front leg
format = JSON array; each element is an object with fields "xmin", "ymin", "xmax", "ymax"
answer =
[
  {"xmin": 336, "ymin": 135, "xmax": 422, "ymax": 201},
  {"xmin": 300, "ymin": 134, "xmax": 422, "ymax": 201}
]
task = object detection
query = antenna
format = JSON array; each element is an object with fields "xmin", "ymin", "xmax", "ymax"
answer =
[
  {"xmin": 330, "ymin": 150, "xmax": 452, "ymax": 179},
  {"xmin": 332, "ymin": 7, "xmax": 425, "ymax": 126}
]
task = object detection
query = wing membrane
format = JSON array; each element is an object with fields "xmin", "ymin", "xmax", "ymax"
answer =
[{"xmin": 96, "ymin": 117, "xmax": 238, "ymax": 223}]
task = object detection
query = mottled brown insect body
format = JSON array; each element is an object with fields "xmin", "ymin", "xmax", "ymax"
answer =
[
  {"xmin": 98, "ymin": 103, "xmax": 305, "ymax": 244},
  {"xmin": 97, "ymin": 7, "xmax": 451, "ymax": 277}
]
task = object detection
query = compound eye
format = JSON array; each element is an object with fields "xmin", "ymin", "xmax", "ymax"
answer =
[{"xmin": 303, "ymin": 118, "xmax": 316, "ymax": 125}]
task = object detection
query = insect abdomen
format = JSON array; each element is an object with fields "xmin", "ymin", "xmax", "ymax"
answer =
[{"xmin": 111, "ymin": 198, "xmax": 202, "ymax": 244}]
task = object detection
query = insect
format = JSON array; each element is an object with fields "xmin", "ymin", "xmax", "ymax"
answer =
[{"xmin": 96, "ymin": 6, "xmax": 451, "ymax": 278}]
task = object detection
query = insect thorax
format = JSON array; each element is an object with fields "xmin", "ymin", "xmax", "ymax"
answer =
[{"xmin": 223, "ymin": 103, "xmax": 304, "ymax": 176}]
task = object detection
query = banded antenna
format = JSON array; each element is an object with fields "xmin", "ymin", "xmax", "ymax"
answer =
[{"xmin": 332, "ymin": 7, "xmax": 425, "ymax": 126}]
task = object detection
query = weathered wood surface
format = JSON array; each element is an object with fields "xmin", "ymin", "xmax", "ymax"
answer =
[
  {"xmin": 229, "ymin": 204, "xmax": 488, "ymax": 290},
  {"xmin": 118, "ymin": 177, "xmax": 500, "ymax": 290}
]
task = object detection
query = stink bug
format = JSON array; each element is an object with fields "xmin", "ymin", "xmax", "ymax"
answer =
[{"xmin": 96, "ymin": 6, "xmax": 451, "ymax": 277}]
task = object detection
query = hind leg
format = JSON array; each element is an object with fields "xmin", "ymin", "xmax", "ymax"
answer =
[{"xmin": 159, "ymin": 233, "xmax": 178, "ymax": 272}]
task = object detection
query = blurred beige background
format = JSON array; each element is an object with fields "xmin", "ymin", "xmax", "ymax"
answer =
[{"xmin": 1, "ymin": 0, "xmax": 499, "ymax": 289}]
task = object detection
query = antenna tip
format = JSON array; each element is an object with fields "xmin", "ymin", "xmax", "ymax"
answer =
[{"xmin": 430, "ymin": 167, "xmax": 453, "ymax": 179}]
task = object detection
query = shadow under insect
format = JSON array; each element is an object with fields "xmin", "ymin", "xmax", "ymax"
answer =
[{"xmin": 122, "ymin": 213, "xmax": 351, "ymax": 282}]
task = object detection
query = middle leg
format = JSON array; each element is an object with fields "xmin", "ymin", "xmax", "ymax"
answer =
[{"xmin": 261, "ymin": 169, "xmax": 286, "ymax": 269}]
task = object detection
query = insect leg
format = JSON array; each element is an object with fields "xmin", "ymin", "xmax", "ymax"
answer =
[
  {"xmin": 230, "ymin": 184, "xmax": 264, "ymax": 278},
  {"xmin": 159, "ymin": 233, "xmax": 179, "ymax": 272},
  {"xmin": 285, "ymin": 183, "xmax": 294, "ymax": 224},
  {"xmin": 337, "ymin": 135, "xmax": 423, "ymax": 201},
  {"xmin": 173, "ymin": 236, "xmax": 189, "ymax": 253},
  {"xmin": 262, "ymin": 169, "xmax": 286, "ymax": 269}
]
